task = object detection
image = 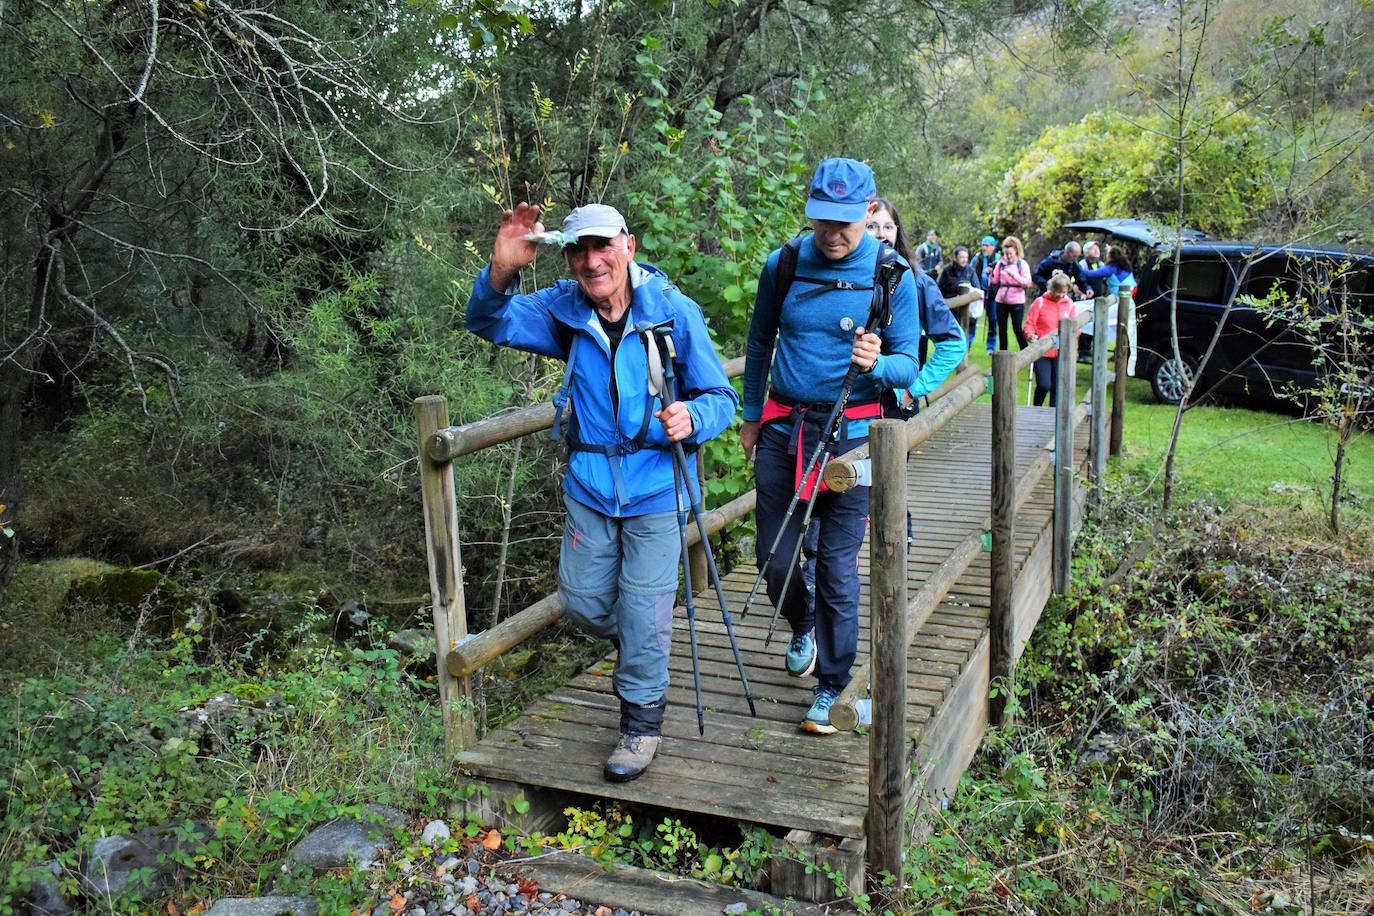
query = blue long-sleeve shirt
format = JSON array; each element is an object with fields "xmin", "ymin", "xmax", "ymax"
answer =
[
  {"xmin": 743, "ymin": 233, "xmax": 920, "ymax": 437},
  {"xmin": 905, "ymin": 271, "xmax": 969, "ymax": 399}
]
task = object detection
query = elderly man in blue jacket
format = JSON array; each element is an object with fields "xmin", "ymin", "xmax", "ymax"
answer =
[
  {"xmin": 740, "ymin": 158, "xmax": 921, "ymax": 735},
  {"xmin": 466, "ymin": 202, "xmax": 738, "ymax": 781}
]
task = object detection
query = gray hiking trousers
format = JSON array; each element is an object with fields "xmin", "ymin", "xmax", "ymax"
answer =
[{"xmin": 556, "ymin": 493, "xmax": 679, "ymax": 707}]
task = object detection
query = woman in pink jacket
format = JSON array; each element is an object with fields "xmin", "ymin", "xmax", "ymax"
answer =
[
  {"xmin": 1023, "ymin": 272, "xmax": 1079, "ymax": 406},
  {"xmin": 990, "ymin": 235, "xmax": 1033, "ymax": 350}
]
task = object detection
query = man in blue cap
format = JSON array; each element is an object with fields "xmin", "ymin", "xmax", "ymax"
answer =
[
  {"xmin": 741, "ymin": 158, "xmax": 921, "ymax": 734},
  {"xmin": 467, "ymin": 201, "xmax": 738, "ymax": 780}
]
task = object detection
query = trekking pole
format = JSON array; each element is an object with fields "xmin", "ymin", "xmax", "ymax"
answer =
[
  {"xmin": 739, "ymin": 256, "xmax": 908, "ymax": 623},
  {"xmin": 651, "ymin": 327, "xmax": 758, "ymax": 720},
  {"xmin": 637, "ymin": 323, "xmax": 708, "ymax": 734},
  {"xmin": 671, "ymin": 443, "xmax": 707, "ymax": 735},
  {"xmin": 762, "ymin": 451, "xmax": 830, "ymax": 649}
]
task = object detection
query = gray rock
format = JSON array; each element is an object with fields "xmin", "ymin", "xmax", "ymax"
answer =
[
  {"xmin": 80, "ymin": 822, "xmax": 209, "ymax": 899},
  {"xmin": 21, "ymin": 861, "xmax": 72, "ymax": 916},
  {"xmin": 438, "ymin": 855, "xmax": 460, "ymax": 872},
  {"xmin": 421, "ymin": 820, "xmax": 451, "ymax": 846},
  {"xmin": 205, "ymin": 897, "xmax": 320, "ymax": 916},
  {"xmin": 288, "ymin": 805, "xmax": 407, "ymax": 870},
  {"xmin": 388, "ymin": 629, "xmax": 432, "ymax": 657},
  {"xmin": 459, "ymin": 876, "xmax": 478, "ymax": 896},
  {"xmin": 723, "ymin": 903, "xmax": 749, "ymax": 916}
]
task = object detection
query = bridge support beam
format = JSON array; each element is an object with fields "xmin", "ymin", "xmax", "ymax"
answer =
[
  {"xmin": 1091, "ymin": 296, "xmax": 1110, "ymax": 500},
  {"xmin": 1053, "ymin": 317, "xmax": 1077, "ymax": 596},
  {"xmin": 414, "ymin": 395, "xmax": 477, "ymax": 755},
  {"xmin": 866, "ymin": 420, "xmax": 909, "ymax": 902},
  {"xmin": 989, "ymin": 353, "xmax": 1017, "ymax": 727}
]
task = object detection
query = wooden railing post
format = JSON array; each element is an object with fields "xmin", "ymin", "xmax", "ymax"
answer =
[
  {"xmin": 1091, "ymin": 296, "xmax": 1110, "ymax": 501},
  {"xmin": 1110, "ymin": 289, "xmax": 1133, "ymax": 457},
  {"xmin": 414, "ymin": 395, "xmax": 476, "ymax": 756},
  {"xmin": 866, "ymin": 419, "xmax": 908, "ymax": 900},
  {"xmin": 1052, "ymin": 316, "xmax": 1077, "ymax": 596},
  {"xmin": 989, "ymin": 352, "xmax": 1017, "ymax": 727}
]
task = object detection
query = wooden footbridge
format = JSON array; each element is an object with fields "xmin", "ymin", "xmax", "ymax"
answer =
[{"xmin": 413, "ymin": 297, "xmax": 1131, "ymax": 912}]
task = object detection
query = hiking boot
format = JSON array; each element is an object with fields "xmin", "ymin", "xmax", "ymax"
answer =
[
  {"xmin": 801, "ymin": 685, "xmax": 840, "ymax": 735},
  {"xmin": 785, "ymin": 630, "xmax": 817, "ymax": 678},
  {"xmin": 603, "ymin": 734, "xmax": 661, "ymax": 782}
]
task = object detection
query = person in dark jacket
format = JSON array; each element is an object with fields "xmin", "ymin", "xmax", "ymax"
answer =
[
  {"xmin": 1032, "ymin": 242, "xmax": 1084, "ymax": 297},
  {"xmin": 937, "ymin": 245, "xmax": 980, "ymax": 300}
]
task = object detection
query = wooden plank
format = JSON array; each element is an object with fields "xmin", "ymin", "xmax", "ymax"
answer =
[
  {"xmin": 771, "ymin": 831, "xmax": 867, "ymax": 906},
  {"xmin": 519, "ymin": 851, "xmax": 832, "ymax": 916}
]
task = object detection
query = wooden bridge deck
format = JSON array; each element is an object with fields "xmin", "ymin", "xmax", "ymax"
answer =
[{"xmin": 457, "ymin": 402, "xmax": 1084, "ymax": 842}]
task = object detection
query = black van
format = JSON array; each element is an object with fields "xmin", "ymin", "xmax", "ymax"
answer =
[{"xmin": 1064, "ymin": 219, "xmax": 1374, "ymax": 406}]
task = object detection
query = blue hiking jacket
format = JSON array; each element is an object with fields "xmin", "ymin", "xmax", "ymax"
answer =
[
  {"xmin": 466, "ymin": 261, "xmax": 738, "ymax": 517},
  {"xmin": 905, "ymin": 271, "xmax": 969, "ymax": 400},
  {"xmin": 743, "ymin": 233, "xmax": 920, "ymax": 436}
]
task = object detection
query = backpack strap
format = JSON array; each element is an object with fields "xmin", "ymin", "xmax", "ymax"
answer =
[
  {"xmin": 549, "ymin": 326, "xmax": 578, "ymax": 443},
  {"xmin": 771, "ymin": 233, "xmax": 805, "ymax": 315}
]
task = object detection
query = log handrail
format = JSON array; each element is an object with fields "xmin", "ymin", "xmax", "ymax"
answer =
[
  {"xmin": 822, "ymin": 363, "xmax": 985, "ymax": 493},
  {"xmin": 428, "ymin": 356, "xmax": 747, "ymax": 462}
]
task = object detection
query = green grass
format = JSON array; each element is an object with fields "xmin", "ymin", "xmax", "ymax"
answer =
[{"xmin": 960, "ymin": 338, "xmax": 1374, "ymax": 530}]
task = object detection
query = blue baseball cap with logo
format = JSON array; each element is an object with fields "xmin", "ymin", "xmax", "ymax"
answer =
[
  {"xmin": 804, "ymin": 158, "xmax": 876, "ymax": 223},
  {"xmin": 981, "ymin": 235, "xmax": 998, "ymax": 246}
]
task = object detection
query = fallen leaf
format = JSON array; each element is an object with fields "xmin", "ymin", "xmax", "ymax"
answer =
[
  {"xmin": 388, "ymin": 893, "xmax": 405, "ymax": 911},
  {"xmin": 595, "ymin": 908, "xmax": 613, "ymax": 916},
  {"xmin": 766, "ymin": 774, "xmax": 778, "ymax": 783},
  {"xmin": 517, "ymin": 878, "xmax": 539, "ymax": 900},
  {"xmin": 167, "ymin": 903, "xmax": 179, "ymax": 916},
  {"xmin": 435, "ymin": 865, "xmax": 446, "ymax": 877},
  {"xmin": 482, "ymin": 829, "xmax": 503, "ymax": 850}
]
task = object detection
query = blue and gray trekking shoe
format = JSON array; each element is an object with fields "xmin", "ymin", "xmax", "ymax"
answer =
[
  {"xmin": 784, "ymin": 630, "xmax": 817, "ymax": 678},
  {"xmin": 801, "ymin": 684, "xmax": 841, "ymax": 735}
]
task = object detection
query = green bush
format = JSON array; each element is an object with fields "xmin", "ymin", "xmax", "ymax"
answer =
[{"xmin": 994, "ymin": 106, "xmax": 1280, "ymax": 240}]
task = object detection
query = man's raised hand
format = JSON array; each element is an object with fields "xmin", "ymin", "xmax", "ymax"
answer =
[{"xmin": 488, "ymin": 202, "xmax": 543, "ymax": 292}]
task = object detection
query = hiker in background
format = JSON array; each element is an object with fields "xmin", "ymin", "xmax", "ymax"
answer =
[
  {"xmin": 915, "ymin": 229, "xmax": 944, "ymax": 275},
  {"xmin": 1033, "ymin": 241, "xmax": 1085, "ymax": 298},
  {"xmin": 1078, "ymin": 241, "xmax": 1104, "ymax": 298},
  {"xmin": 866, "ymin": 200, "xmax": 967, "ymax": 413},
  {"xmin": 1023, "ymin": 271, "xmax": 1079, "ymax": 406},
  {"xmin": 971, "ymin": 235, "xmax": 1001, "ymax": 352},
  {"xmin": 990, "ymin": 235, "xmax": 1033, "ymax": 350}
]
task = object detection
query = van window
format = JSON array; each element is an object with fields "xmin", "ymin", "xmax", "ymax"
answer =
[
  {"xmin": 1165, "ymin": 258, "xmax": 1229, "ymax": 301},
  {"xmin": 1239, "ymin": 257, "xmax": 1305, "ymax": 307},
  {"xmin": 1338, "ymin": 266, "xmax": 1373, "ymax": 322}
]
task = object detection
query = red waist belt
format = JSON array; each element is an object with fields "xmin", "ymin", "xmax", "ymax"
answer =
[{"xmin": 762, "ymin": 393, "xmax": 882, "ymax": 499}]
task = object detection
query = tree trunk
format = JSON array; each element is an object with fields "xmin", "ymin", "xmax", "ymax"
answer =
[{"xmin": 0, "ymin": 248, "xmax": 56, "ymax": 593}]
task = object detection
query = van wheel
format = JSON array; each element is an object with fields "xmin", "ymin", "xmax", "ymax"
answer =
[{"xmin": 1151, "ymin": 353, "xmax": 1198, "ymax": 405}]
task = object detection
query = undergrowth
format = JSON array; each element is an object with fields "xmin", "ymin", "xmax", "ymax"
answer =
[{"xmin": 904, "ymin": 490, "xmax": 1374, "ymax": 913}]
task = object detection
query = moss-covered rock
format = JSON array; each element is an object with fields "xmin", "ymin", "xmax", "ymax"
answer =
[{"xmin": 64, "ymin": 568, "xmax": 195, "ymax": 636}]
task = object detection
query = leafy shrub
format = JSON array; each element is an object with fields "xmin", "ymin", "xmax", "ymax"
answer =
[{"xmin": 993, "ymin": 106, "xmax": 1280, "ymax": 241}]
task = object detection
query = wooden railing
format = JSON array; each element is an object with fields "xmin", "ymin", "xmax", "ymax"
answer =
[{"xmin": 862, "ymin": 294, "xmax": 1130, "ymax": 893}]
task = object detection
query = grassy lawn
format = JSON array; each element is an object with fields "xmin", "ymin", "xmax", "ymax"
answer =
[{"xmin": 958, "ymin": 336, "xmax": 1374, "ymax": 533}]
